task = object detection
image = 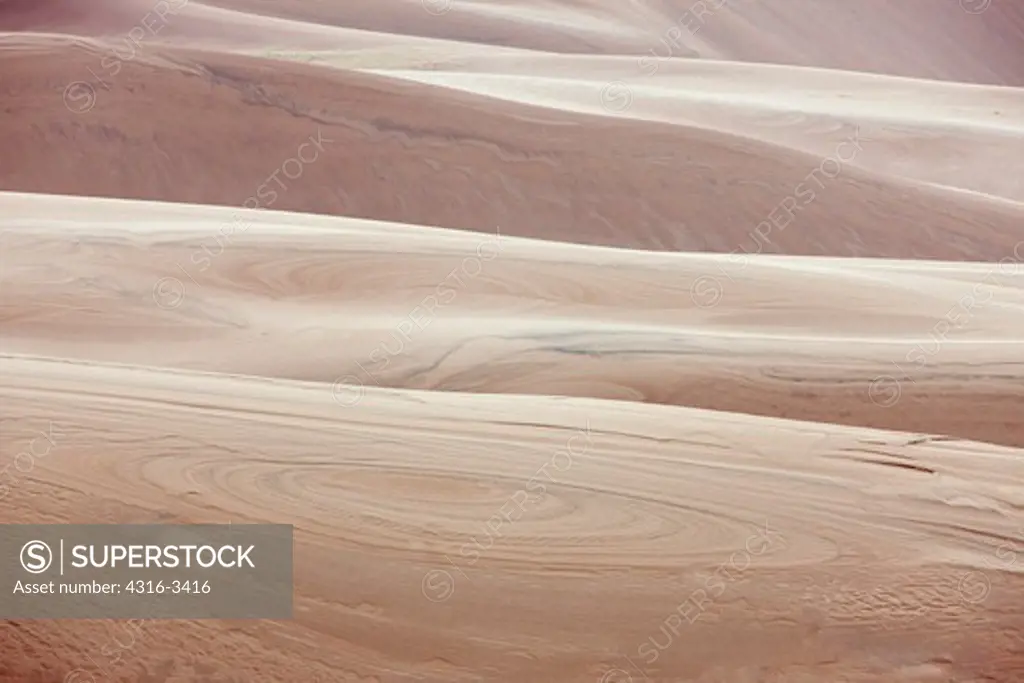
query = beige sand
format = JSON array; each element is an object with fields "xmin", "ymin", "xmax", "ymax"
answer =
[
  {"xmin": 3, "ymin": 1, "xmax": 1024, "ymax": 681},
  {"xmin": 4, "ymin": 194, "xmax": 1024, "ymax": 681}
]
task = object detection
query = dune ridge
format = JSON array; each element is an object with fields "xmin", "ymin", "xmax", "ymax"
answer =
[
  {"xmin": 5, "ymin": 193, "xmax": 1024, "ymax": 451},
  {"xmin": 4, "ymin": 43, "xmax": 1024, "ymax": 260},
  {"xmin": 4, "ymin": 352, "xmax": 1024, "ymax": 681}
]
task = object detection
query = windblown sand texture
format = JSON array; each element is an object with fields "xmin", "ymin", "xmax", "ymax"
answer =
[{"xmin": 3, "ymin": 1, "xmax": 1024, "ymax": 681}]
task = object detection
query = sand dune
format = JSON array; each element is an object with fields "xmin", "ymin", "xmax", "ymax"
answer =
[
  {"xmin": 4, "ymin": 192, "xmax": 1024, "ymax": 451},
  {"xmin": 372, "ymin": 59, "xmax": 1024, "ymax": 201},
  {"xmin": 3, "ymin": 0, "xmax": 1024, "ymax": 681},
  {"xmin": 4, "ymin": 354, "xmax": 1024, "ymax": 682},
  {"xmin": 4, "ymin": 0, "xmax": 1023, "ymax": 84},
  {"xmin": 3, "ymin": 42, "xmax": 1024, "ymax": 258}
]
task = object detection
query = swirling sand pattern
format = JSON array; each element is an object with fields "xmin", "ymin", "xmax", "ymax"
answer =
[
  {"xmin": 2, "ymin": 354, "xmax": 1024, "ymax": 681},
  {"xmin": 3, "ymin": 0, "xmax": 1024, "ymax": 681},
  {"xmin": 3, "ymin": 201, "xmax": 1024, "ymax": 680},
  {"xmin": 4, "ymin": 194, "xmax": 1024, "ymax": 449}
]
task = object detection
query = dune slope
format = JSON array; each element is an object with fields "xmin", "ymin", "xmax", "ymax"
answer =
[
  {"xmin": 4, "ymin": 0, "xmax": 1023, "ymax": 85},
  {"xmin": 3, "ymin": 355, "xmax": 1024, "ymax": 682},
  {"xmin": 3, "ymin": 44, "xmax": 1024, "ymax": 259},
  {"xmin": 3, "ymin": 1, "xmax": 1024, "ymax": 682},
  {"xmin": 4, "ymin": 193, "xmax": 1024, "ymax": 449}
]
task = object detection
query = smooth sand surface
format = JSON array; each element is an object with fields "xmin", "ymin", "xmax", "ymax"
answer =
[
  {"xmin": 3, "ymin": 1, "xmax": 1024, "ymax": 682},
  {"xmin": 4, "ymin": 4, "xmax": 1024, "ymax": 256}
]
